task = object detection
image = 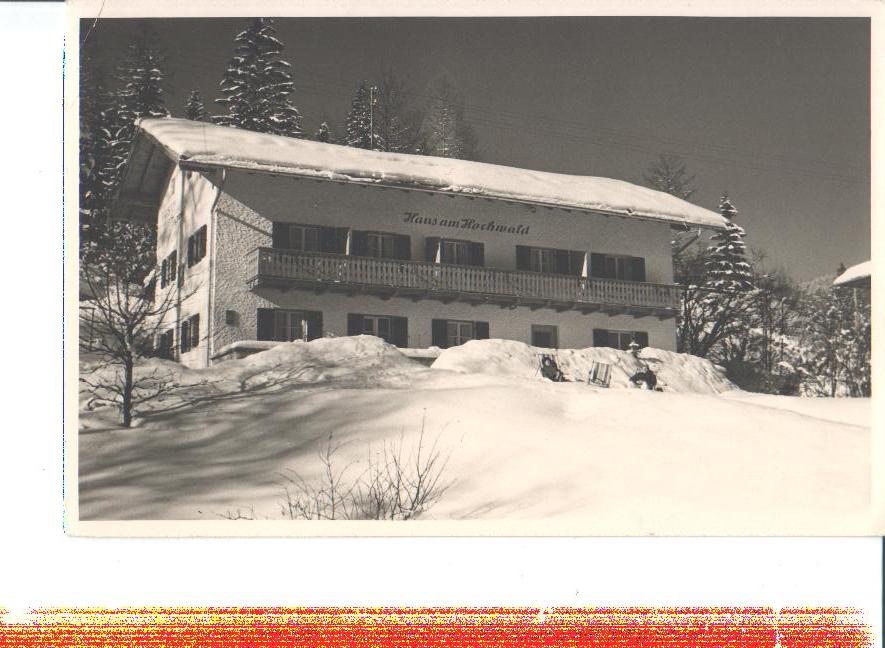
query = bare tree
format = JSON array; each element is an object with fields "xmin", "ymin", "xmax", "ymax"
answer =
[
  {"xmin": 79, "ymin": 260, "xmax": 193, "ymax": 427},
  {"xmin": 643, "ymin": 153, "xmax": 696, "ymax": 200}
]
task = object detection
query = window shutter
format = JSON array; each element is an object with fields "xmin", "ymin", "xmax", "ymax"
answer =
[
  {"xmin": 160, "ymin": 259, "xmax": 167, "ymax": 288},
  {"xmin": 350, "ymin": 231, "xmax": 368, "ymax": 256},
  {"xmin": 347, "ymin": 313, "xmax": 363, "ymax": 336},
  {"xmin": 190, "ymin": 314, "xmax": 200, "ymax": 348},
  {"xmin": 468, "ymin": 242, "xmax": 485, "ymax": 267},
  {"xmin": 256, "ymin": 308, "xmax": 275, "ymax": 341},
  {"xmin": 592, "ymin": 328, "xmax": 608, "ymax": 348},
  {"xmin": 590, "ymin": 253, "xmax": 606, "ymax": 278},
  {"xmin": 186, "ymin": 234, "xmax": 195, "ymax": 267},
  {"xmin": 634, "ymin": 332, "xmax": 649, "ymax": 348},
  {"xmin": 169, "ymin": 251, "xmax": 177, "ymax": 283},
  {"xmin": 198, "ymin": 226, "xmax": 207, "ymax": 260},
  {"xmin": 180, "ymin": 319, "xmax": 190, "ymax": 352},
  {"xmin": 390, "ymin": 316, "xmax": 408, "ymax": 347},
  {"xmin": 474, "ymin": 321, "xmax": 490, "ymax": 340},
  {"xmin": 631, "ymin": 257, "xmax": 646, "ymax": 282},
  {"xmin": 425, "ymin": 237, "xmax": 441, "ymax": 262},
  {"xmin": 431, "ymin": 319, "xmax": 447, "ymax": 348},
  {"xmin": 554, "ymin": 249, "xmax": 571, "ymax": 275},
  {"xmin": 515, "ymin": 245, "xmax": 531, "ymax": 271},
  {"xmin": 569, "ymin": 251, "xmax": 585, "ymax": 276},
  {"xmin": 305, "ymin": 311, "xmax": 323, "ymax": 340},
  {"xmin": 394, "ymin": 234, "xmax": 411, "ymax": 260},
  {"xmin": 272, "ymin": 222, "xmax": 289, "ymax": 249}
]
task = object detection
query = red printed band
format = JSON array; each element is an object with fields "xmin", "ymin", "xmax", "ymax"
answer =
[{"xmin": 0, "ymin": 607, "xmax": 871, "ymax": 647}]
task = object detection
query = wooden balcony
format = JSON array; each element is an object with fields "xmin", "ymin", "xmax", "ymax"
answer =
[{"xmin": 249, "ymin": 248, "xmax": 679, "ymax": 317}]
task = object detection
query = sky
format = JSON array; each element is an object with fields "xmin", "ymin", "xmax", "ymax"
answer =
[{"xmin": 82, "ymin": 17, "xmax": 871, "ymax": 282}]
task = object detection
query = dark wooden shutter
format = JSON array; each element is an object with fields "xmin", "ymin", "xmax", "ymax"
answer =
[
  {"xmin": 474, "ymin": 321, "xmax": 490, "ymax": 340},
  {"xmin": 554, "ymin": 249, "xmax": 571, "ymax": 275},
  {"xmin": 468, "ymin": 242, "xmax": 485, "ymax": 267},
  {"xmin": 180, "ymin": 319, "xmax": 190, "ymax": 352},
  {"xmin": 394, "ymin": 234, "xmax": 411, "ymax": 260},
  {"xmin": 516, "ymin": 245, "xmax": 531, "ymax": 271},
  {"xmin": 198, "ymin": 226, "xmax": 207, "ymax": 260},
  {"xmin": 631, "ymin": 257, "xmax": 646, "ymax": 282},
  {"xmin": 257, "ymin": 308, "xmax": 275, "ymax": 341},
  {"xmin": 634, "ymin": 331, "xmax": 649, "ymax": 348},
  {"xmin": 169, "ymin": 251, "xmax": 177, "ymax": 283},
  {"xmin": 347, "ymin": 313, "xmax": 363, "ymax": 336},
  {"xmin": 272, "ymin": 222, "xmax": 289, "ymax": 248},
  {"xmin": 319, "ymin": 227, "xmax": 347, "ymax": 253},
  {"xmin": 425, "ymin": 237, "xmax": 441, "ymax": 262},
  {"xmin": 186, "ymin": 234, "xmax": 195, "ymax": 267},
  {"xmin": 350, "ymin": 230, "xmax": 368, "ymax": 256},
  {"xmin": 390, "ymin": 316, "xmax": 408, "ymax": 347},
  {"xmin": 190, "ymin": 314, "xmax": 200, "ymax": 348},
  {"xmin": 569, "ymin": 251, "xmax": 585, "ymax": 276},
  {"xmin": 590, "ymin": 253, "xmax": 606, "ymax": 278},
  {"xmin": 160, "ymin": 259, "xmax": 167, "ymax": 288},
  {"xmin": 431, "ymin": 319, "xmax": 447, "ymax": 348},
  {"xmin": 305, "ymin": 311, "xmax": 323, "ymax": 340},
  {"xmin": 592, "ymin": 328, "xmax": 608, "ymax": 348}
]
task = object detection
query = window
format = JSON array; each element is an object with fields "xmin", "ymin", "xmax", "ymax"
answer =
[
  {"xmin": 531, "ymin": 325, "xmax": 559, "ymax": 349},
  {"xmin": 288, "ymin": 225, "xmax": 320, "ymax": 252},
  {"xmin": 431, "ymin": 319, "xmax": 490, "ymax": 348},
  {"xmin": 156, "ymin": 329, "xmax": 175, "ymax": 359},
  {"xmin": 346, "ymin": 313, "xmax": 409, "ymax": 346},
  {"xmin": 225, "ymin": 310, "xmax": 239, "ymax": 326},
  {"xmin": 187, "ymin": 225, "xmax": 207, "ymax": 268},
  {"xmin": 589, "ymin": 253, "xmax": 646, "ymax": 281},
  {"xmin": 272, "ymin": 223, "xmax": 347, "ymax": 254},
  {"xmin": 257, "ymin": 308, "xmax": 323, "ymax": 342},
  {"xmin": 351, "ymin": 231, "xmax": 410, "ymax": 260},
  {"xmin": 160, "ymin": 250, "xmax": 177, "ymax": 288},
  {"xmin": 516, "ymin": 246, "xmax": 584, "ymax": 276},
  {"xmin": 592, "ymin": 329, "xmax": 649, "ymax": 351},
  {"xmin": 366, "ymin": 233, "xmax": 396, "ymax": 259},
  {"xmin": 425, "ymin": 238, "xmax": 484, "ymax": 266},
  {"xmin": 180, "ymin": 314, "xmax": 200, "ymax": 353}
]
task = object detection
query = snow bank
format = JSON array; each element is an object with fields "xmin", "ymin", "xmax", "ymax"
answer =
[
  {"xmin": 137, "ymin": 118, "xmax": 725, "ymax": 229},
  {"xmin": 431, "ymin": 339, "xmax": 735, "ymax": 394}
]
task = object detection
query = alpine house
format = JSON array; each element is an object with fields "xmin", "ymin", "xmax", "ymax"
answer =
[{"xmin": 112, "ymin": 118, "xmax": 726, "ymax": 368}]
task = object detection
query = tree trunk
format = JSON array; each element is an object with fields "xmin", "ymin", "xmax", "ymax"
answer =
[{"xmin": 122, "ymin": 359, "xmax": 133, "ymax": 427}]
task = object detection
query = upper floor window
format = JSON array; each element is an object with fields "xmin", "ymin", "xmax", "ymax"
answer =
[
  {"xmin": 590, "ymin": 253, "xmax": 646, "ymax": 282},
  {"xmin": 425, "ymin": 237, "xmax": 484, "ymax": 266},
  {"xmin": 186, "ymin": 226, "xmax": 207, "ymax": 268},
  {"xmin": 351, "ymin": 231, "xmax": 411, "ymax": 260},
  {"xmin": 288, "ymin": 225, "xmax": 320, "ymax": 252},
  {"xmin": 272, "ymin": 223, "xmax": 347, "ymax": 254},
  {"xmin": 159, "ymin": 250, "xmax": 177, "ymax": 288},
  {"xmin": 516, "ymin": 245, "xmax": 584, "ymax": 276}
]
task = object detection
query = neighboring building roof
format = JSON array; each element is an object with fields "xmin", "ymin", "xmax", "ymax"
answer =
[
  {"xmin": 115, "ymin": 117, "xmax": 726, "ymax": 230},
  {"xmin": 833, "ymin": 260, "xmax": 871, "ymax": 289}
]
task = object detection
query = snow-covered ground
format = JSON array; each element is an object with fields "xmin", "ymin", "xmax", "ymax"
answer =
[{"xmin": 77, "ymin": 337, "xmax": 873, "ymax": 533}]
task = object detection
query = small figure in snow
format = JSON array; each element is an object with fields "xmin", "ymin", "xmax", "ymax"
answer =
[
  {"xmin": 540, "ymin": 356, "xmax": 566, "ymax": 382},
  {"xmin": 629, "ymin": 366, "xmax": 657, "ymax": 390},
  {"xmin": 627, "ymin": 338, "xmax": 641, "ymax": 358}
]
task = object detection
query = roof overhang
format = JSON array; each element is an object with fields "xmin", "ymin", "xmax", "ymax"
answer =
[{"xmin": 110, "ymin": 129, "xmax": 177, "ymax": 223}]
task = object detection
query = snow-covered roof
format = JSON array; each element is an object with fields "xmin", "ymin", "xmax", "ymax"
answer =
[
  {"xmin": 125, "ymin": 117, "xmax": 725, "ymax": 229},
  {"xmin": 833, "ymin": 260, "xmax": 871, "ymax": 288}
]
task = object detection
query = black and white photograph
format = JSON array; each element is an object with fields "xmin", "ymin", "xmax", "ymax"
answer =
[{"xmin": 70, "ymin": 7, "xmax": 878, "ymax": 533}]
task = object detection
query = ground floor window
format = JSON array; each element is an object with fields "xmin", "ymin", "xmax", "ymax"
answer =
[
  {"xmin": 592, "ymin": 328, "xmax": 649, "ymax": 351},
  {"xmin": 156, "ymin": 329, "xmax": 175, "ymax": 359},
  {"xmin": 431, "ymin": 319, "xmax": 490, "ymax": 349},
  {"xmin": 257, "ymin": 308, "xmax": 323, "ymax": 342},
  {"xmin": 180, "ymin": 314, "xmax": 200, "ymax": 353},
  {"xmin": 531, "ymin": 324, "xmax": 559, "ymax": 349},
  {"xmin": 347, "ymin": 313, "xmax": 408, "ymax": 346}
]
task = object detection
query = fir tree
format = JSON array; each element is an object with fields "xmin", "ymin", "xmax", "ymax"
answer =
[
  {"xmin": 373, "ymin": 72, "xmax": 425, "ymax": 154},
  {"xmin": 345, "ymin": 81, "xmax": 374, "ymax": 149},
  {"xmin": 705, "ymin": 193, "xmax": 754, "ymax": 293},
  {"xmin": 424, "ymin": 77, "xmax": 478, "ymax": 160},
  {"xmin": 315, "ymin": 121, "xmax": 334, "ymax": 144},
  {"xmin": 214, "ymin": 18, "xmax": 304, "ymax": 137},
  {"xmin": 115, "ymin": 28, "xmax": 169, "ymax": 142},
  {"xmin": 184, "ymin": 89, "xmax": 209, "ymax": 121},
  {"xmin": 643, "ymin": 154, "xmax": 696, "ymax": 200}
]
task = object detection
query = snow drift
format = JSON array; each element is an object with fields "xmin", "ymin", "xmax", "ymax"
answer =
[{"xmin": 432, "ymin": 339, "xmax": 735, "ymax": 394}]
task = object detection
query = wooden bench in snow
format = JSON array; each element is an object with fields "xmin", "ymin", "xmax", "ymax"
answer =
[{"xmin": 588, "ymin": 361, "xmax": 612, "ymax": 387}]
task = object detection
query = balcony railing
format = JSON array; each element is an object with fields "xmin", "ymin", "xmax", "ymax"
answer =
[{"xmin": 249, "ymin": 248, "xmax": 679, "ymax": 315}]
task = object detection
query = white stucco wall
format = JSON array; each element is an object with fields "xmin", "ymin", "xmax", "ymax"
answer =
[{"xmin": 202, "ymin": 168, "xmax": 677, "ymax": 365}]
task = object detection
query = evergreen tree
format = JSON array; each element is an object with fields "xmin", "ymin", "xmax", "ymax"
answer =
[
  {"xmin": 374, "ymin": 72, "xmax": 425, "ymax": 154},
  {"xmin": 184, "ymin": 89, "xmax": 209, "ymax": 121},
  {"xmin": 643, "ymin": 154, "xmax": 696, "ymax": 200},
  {"xmin": 345, "ymin": 81, "xmax": 374, "ymax": 149},
  {"xmin": 315, "ymin": 121, "xmax": 334, "ymax": 144},
  {"xmin": 424, "ymin": 77, "xmax": 478, "ymax": 160},
  {"xmin": 214, "ymin": 18, "xmax": 304, "ymax": 137},
  {"xmin": 705, "ymin": 193, "xmax": 753, "ymax": 293},
  {"xmin": 115, "ymin": 28, "xmax": 169, "ymax": 142}
]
